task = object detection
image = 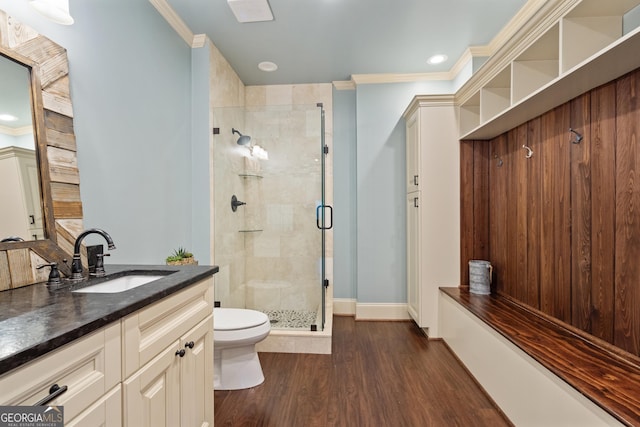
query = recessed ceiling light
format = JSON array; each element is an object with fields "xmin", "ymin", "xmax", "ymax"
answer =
[
  {"xmin": 0, "ymin": 114, "xmax": 18, "ymax": 122},
  {"xmin": 258, "ymin": 61, "xmax": 278, "ymax": 72},
  {"xmin": 427, "ymin": 54, "xmax": 448, "ymax": 65}
]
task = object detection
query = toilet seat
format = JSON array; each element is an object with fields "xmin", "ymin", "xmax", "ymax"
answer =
[
  {"xmin": 214, "ymin": 308, "xmax": 268, "ymax": 330},
  {"xmin": 213, "ymin": 308, "xmax": 271, "ymax": 346}
]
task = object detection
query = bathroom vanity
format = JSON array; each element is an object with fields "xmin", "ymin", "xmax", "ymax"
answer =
[{"xmin": 0, "ymin": 264, "xmax": 217, "ymax": 426}]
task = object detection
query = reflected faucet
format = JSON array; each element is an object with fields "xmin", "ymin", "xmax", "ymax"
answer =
[
  {"xmin": 71, "ymin": 228, "xmax": 116, "ymax": 281},
  {"xmin": 1, "ymin": 236, "xmax": 24, "ymax": 243}
]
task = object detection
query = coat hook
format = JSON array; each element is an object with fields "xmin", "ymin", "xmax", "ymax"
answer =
[
  {"xmin": 569, "ymin": 128, "xmax": 583, "ymax": 144},
  {"xmin": 493, "ymin": 153, "xmax": 503, "ymax": 167},
  {"xmin": 522, "ymin": 144, "xmax": 533, "ymax": 159}
]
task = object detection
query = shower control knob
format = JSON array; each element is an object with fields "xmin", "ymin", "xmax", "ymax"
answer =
[
  {"xmin": 175, "ymin": 349, "xmax": 186, "ymax": 358},
  {"xmin": 185, "ymin": 341, "xmax": 195, "ymax": 349}
]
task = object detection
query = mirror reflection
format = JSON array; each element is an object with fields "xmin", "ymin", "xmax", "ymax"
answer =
[{"xmin": 0, "ymin": 55, "xmax": 44, "ymax": 241}]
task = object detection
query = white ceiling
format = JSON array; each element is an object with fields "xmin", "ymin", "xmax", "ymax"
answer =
[{"xmin": 167, "ymin": 0, "xmax": 528, "ymax": 86}]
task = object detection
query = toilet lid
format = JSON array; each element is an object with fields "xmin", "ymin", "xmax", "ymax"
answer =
[{"xmin": 214, "ymin": 308, "xmax": 269, "ymax": 330}]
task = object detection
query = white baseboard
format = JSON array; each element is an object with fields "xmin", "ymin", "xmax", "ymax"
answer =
[
  {"xmin": 333, "ymin": 298, "xmax": 356, "ymax": 316},
  {"xmin": 333, "ymin": 299, "xmax": 411, "ymax": 320},
  {"xmin": 355, "ymin": 303, "xmax": 410, "ymax": 320}
]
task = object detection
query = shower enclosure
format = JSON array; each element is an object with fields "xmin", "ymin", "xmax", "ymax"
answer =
[{"xmin": 213, "ymin": 103, "xmax": 330, "ymax": 331}]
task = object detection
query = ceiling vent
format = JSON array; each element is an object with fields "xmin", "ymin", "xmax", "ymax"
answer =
[{"xmin": 227, "ymin": 0, "xmax": 273, "ymax": 23}]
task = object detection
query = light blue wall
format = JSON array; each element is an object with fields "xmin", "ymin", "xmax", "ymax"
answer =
[
  {"xmin": 332, "ymin": 88, "xmax": 357, "ymax": 299},
  {"xmin": 354, "ymin": 80, "xmax": 455, "ymax": 303},
  {"xmin": 0, "ymin": 0, "xmax": 201, "ymax": 265},
  {"xmin": 0, "ymin": 0, "xmax": 465, "ymax": 304}
]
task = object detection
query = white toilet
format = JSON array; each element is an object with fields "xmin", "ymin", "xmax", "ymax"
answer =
[{"xmin": 213, "ymin": 307, "xmax": 271, "ymax": 390}]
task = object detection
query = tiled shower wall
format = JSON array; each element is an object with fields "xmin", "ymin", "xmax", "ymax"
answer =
[{"xmin": 213, "ymin": 83, "xmax": 333, "ymax": 315}]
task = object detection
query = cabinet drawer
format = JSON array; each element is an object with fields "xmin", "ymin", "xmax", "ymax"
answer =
[
  {"xmin": 66, "ymin": 385, "xmax": 122, "ymax": 427},
  {"xmin": 122, "ymin": 277, "xmax": 213, "ymax": 378},
  {"xmin": 0, "ymin": 322, "xmax": 121, "ymax": 422}
]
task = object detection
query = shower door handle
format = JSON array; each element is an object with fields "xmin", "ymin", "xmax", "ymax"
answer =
[{"xmin": 316, "ymin": 205, "xmax": 333, "ymax": 230}]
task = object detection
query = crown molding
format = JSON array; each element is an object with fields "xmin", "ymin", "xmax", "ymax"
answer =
[
  {"xmin": 149, "ymin": 0, "xmax": 196, "ymax": 47},
  {"xmin": 487, "ymin": 0, "xmax": 549, "ymax": 53},
  {"xmin": 351, "ymin": 71, "xmax": 453, "ymax": 85},
  {"xmin": 333, "ymin": 80, "xmax": 356, "ymax": 91},
  {"xmin": 192, "ymin": 34, "xmax": 207, "ymax": 48},
  {"xmin": 403, "ymin": 94, "xmax": 456, "ymax": 118}
]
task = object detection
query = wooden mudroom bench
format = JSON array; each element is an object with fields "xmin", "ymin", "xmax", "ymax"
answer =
[{"xmin": 439, "ymin": 287, "xmax": 640, "ymax": 426}]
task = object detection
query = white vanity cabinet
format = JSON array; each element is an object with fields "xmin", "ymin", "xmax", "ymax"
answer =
[
  {"xmin": 0, "ymin": 323, "xmax": 122, "ymax": 425},
  {"xmin": 0, "ymin": 274, "xmax": 214, "ymax": 427},
  {"xmin": 122, "ymin": 276, "xmax": 214, "ymax": 427},
  {"xmin": 403, "ymin": 96, "xmax": 460, "ymax": 337}
]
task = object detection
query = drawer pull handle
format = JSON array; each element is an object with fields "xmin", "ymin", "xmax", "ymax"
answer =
[
  {"xmin": 175, "ymin": 349, "xmax": 186, "ymax": 357},
  {"xmin": 185, "ymin": 341, "xmax": 195, "ymax": 349},
  {"xmin": 35, "ymin": 384, "xmax": 67, "ymax": 406}
]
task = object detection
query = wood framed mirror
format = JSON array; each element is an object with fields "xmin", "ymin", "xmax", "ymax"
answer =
[{"xmin": 0, "ymin": 11, "xmax": 83, "ymax": 288}]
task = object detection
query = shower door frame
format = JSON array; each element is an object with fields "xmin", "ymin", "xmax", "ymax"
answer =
[{"xmin": 317, "ymin": 103, "xmax": 331, "ymax": 331}]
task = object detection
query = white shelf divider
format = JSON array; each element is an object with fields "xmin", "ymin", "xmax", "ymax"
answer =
[{"xmin": 480, "ymin": 67, "xmax": 511, "ymax": 124}]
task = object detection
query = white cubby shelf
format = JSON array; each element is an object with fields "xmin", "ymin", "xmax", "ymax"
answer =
[{"xmin": 459, "ymin": 0, "xmax": 640, "ymax": 140}]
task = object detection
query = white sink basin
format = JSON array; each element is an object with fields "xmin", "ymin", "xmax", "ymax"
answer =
[{"xmin": 73, "ymin": 275, "xmax": 165, "ymax": 293}]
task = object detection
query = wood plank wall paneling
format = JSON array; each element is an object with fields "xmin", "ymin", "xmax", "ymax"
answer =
[
  {"xmin": 615, "ymin": 71, "xmax": 640, "ymax": 355},
  {"xmin": 459, "ymin": 140, "xmax": 491, "ymax": 286},
  {"xmin": 526, "ymin": 118, "xmax": 542, "ymax": 308},
  {"xmin": 459, "ymin": 141, "xmax": 474, "ymax": 286},
  {"xmin": 570, "ymin": 93, "xmax": 592, "ymax": 332},
  {"xmin": 489, "ymin": 135, "xmax": 507, "ymax": 293},
  {"xmin": 460, "ymin": 67, "xmax": 640, "ymax": 357},
  {"xmin": 514, "ymin": 124, "xmax": 528, "ymax": 303},
  {"xmin": 472, "ymin": 142, "xmax": 490, "ymax": 265},
  {"xmin": 590, "ymin": 82, "xmax": 616, "ymax": 343}
]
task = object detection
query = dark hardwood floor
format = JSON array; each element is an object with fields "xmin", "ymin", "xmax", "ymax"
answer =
[{"xmin": 214, "ymin": 316, "xmax": 511, "ymax": 427}]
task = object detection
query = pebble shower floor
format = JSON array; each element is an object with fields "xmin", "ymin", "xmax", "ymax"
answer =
[{"xmin": 262, "ymin": 309, "xmax": 317, "ymax": 329}]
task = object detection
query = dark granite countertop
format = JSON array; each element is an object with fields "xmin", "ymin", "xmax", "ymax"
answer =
[{"xmin": 0, "ymin": 264, "xmax": 218, "ymax": 375}]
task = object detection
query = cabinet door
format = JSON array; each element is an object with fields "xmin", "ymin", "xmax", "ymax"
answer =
[
  {"xmin": 406, "ymin": 110, "xmax": 420, "ymax": 192},
  {"xmin": 122, "ymin": 277, "xmax": 213, "ymax": 378},
  {"xmin": 407, "ymin": 192, "xmax": 421, "ymax": 323},
  {"xmin": 180, "ymin": 314, "xmax": 213, "ymax": 427},
  {"xmin": 123, "ymin": 344, "xmax": 181, "ymax": 427}
]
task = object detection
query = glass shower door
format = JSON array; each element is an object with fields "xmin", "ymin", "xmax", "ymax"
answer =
[{"xmin": 212, "ymin": 103, "xmax": 329, "ymax": 331}]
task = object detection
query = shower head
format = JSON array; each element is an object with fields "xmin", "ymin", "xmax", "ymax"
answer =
[{"xmin": 232, "ymin": 128, "xmax": 252, "ymax": 146}]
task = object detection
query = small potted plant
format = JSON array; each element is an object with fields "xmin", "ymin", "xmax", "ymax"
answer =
[{"xmin": 166, "ymin": 247, "xmax": 198, "ymax": 266}]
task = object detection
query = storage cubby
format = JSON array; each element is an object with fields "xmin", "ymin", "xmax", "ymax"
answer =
[
  {"xmin": 480, "ymin": 66, "xmax": 511, "ymax": 123},
  {"xmin": 459, "ymin": 92, "xmax": 480, "ymax": 137},
  {"xmin": 458, "ymin": 0, "xmax": 640, "ymax": 140},
  {"xmin": 560, "ymin": 1, "xmax": 632, "ymax": 72},
  {"xmin": 512, "ymin": 24, "xmax": 559, "ymax": 104}
]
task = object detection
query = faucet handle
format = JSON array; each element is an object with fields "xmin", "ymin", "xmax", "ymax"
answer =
[
  {"xmin": 93, "ymin": 253, "xmax": 110, "ymax": 277},
  {"xmin": 37, "ymin": 262, "xmax": 62, "ymax": 287}
]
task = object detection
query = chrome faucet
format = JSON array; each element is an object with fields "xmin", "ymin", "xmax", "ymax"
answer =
[{"xmin": 71, "ymin": 228, "xmax": 116, "ymax": 281}]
